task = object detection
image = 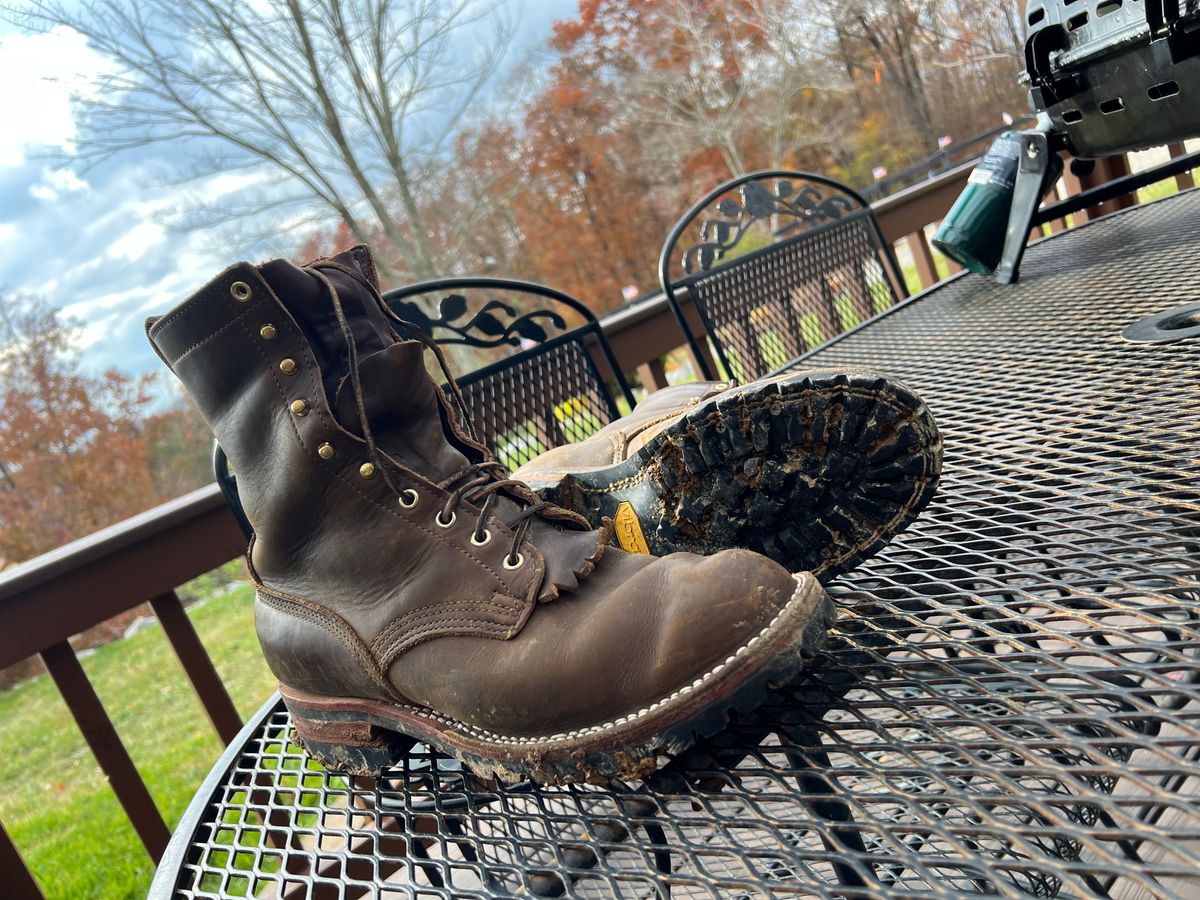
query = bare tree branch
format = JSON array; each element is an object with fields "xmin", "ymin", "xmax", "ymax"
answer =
[{"xmin": 4, "ymin": 0, "xmax": 515, "ymax": 281}]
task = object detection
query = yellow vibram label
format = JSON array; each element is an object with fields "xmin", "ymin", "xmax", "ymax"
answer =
[{"xmin": 614, "ymin": 501, "xmax": 651, "ymax": 554}]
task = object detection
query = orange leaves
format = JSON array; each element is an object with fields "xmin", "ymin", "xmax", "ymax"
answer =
[
  {"xmin": 0, "ymin": 298, "xmax": 211, "ymax": 564},
  {"xmin": 327, "ymin": 0, "xmax": 1024, "ymax": 312}
]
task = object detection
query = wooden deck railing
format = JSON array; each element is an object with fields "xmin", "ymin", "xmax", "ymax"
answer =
[{"xmin": 1, "ymin": 144, "xmax": 1197, "ymax": 897}]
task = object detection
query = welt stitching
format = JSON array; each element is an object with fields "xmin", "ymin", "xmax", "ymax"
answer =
[
  {"xmin": 378, "ymin": 575, "xmax": 813, "ymax": 745},
  {"xmin": 630, "ymin": 410, "xmax": 683, "ymax": 436},
  {"xmin": 610, "ymin": 433, "xmax": 627, "ymax": 461}
]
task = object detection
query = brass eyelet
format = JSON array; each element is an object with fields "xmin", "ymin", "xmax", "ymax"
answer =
[
  {"xmin": 290, "ymin": 399, "xmax": 309, "ymax": 417},
  {"xmin": 279, "ymin": 359, "xmax": 297, "ymax": 375},
  {"xmin": 436, "ymin": 510, "xmax": 456, "ymax": 528},
  {"xmin": 503, "ymin": 552, "xmax": 525, "ymax": 570},
  {"xmin": 230, "ymin": 281, "xmax": 252, "ymax": 302},
  {"xmin": 317, "ymin": 442, "xmax": 335, "ymax": 460},
  {"xmin": 470, "ymin": 529, "xmax": 492, "ymax": 547},
  {"xmin": 398, "ymin": 489, "xmax": 419, "ymax": 509},
  {"xmin": 359, "ymin": 462, "xmax": 376, "ymax": 480},
  {"xmin": 260, "ymin": 324, "xmax": 277, "ymax": 340}
]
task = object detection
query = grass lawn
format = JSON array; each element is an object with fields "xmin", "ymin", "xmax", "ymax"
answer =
[{"xmin": 0, "ymin": 575, "xmax": 277, "ymax": 899}]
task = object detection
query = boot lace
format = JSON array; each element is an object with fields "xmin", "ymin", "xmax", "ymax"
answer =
[
  {"xmin": 308, "ymin": 260, "xmax": 545, "ymax": 567},
  {"xmin": 439, "ymin": 460, "xmax": 549, "ymax": 566}
]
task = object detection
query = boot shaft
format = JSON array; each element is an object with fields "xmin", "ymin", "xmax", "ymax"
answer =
[{"xmin": 146, "ymin": 249, "xmax": 546, "ymax": 645}]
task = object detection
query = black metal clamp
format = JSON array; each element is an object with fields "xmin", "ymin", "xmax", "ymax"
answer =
[{"xmin": 995, "ymin": 129, "xmax": 1065, "ymax": 285}]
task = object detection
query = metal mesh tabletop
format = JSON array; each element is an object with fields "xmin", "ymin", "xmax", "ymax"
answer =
[{"xmin": 155, "ymin": 192, "xmax": 1200, "ymax": 899}]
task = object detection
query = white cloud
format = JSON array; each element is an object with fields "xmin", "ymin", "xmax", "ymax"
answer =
[
  {"xmin": 134, "ymin": 196, "xmax": 176, "ymax": 219},
  {"xmin": 76, "ymin": 314, "xmax": 116, "ymax": 351},
  {"xmin": 205, "ymin": 172, "xmax": 267, "ymax": 198},
  {"xmin": 0, "ymin": 25, "xmax": 112, "ymax": 167},
  {"xmin": 0, "ymin": 223, "xmax": 14, "ymax": 245},
  {"xmin": 29, "ymin": 166, "xmax": 89, "ymax": 201},
  {"xmin": 105, "ymin": 221, "xmax": 168, "ymax": 262}
]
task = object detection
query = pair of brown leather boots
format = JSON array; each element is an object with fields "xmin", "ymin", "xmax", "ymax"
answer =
[{"xmin": 147, "ymin": 246, "xmax": 941, "ymax": 785}]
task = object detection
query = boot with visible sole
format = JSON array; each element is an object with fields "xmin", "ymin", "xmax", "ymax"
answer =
[
  {"xmin": 514, "ymin": 372, "xmax": 942, "ymax": 581},
  {"xmin": 146, "ymin": 245, "xmax": 835, "ymax": 785}
]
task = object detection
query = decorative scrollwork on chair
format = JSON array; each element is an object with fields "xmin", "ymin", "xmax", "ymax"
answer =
[
  {"xmin": 682, "ymin": 179, "xmax": 859, "ymax": 274},
  {"xmin": 390, "ymin": 293, "xmax": 569, "ymax": 349}
]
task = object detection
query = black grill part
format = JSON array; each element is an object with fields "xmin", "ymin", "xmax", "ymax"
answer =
[
  {"xmin": 160, "ymin": 194, "xmax": 1200, "ymax": 899},
  {"xmin": 1025, "ymin": 0, "xmax": 1200, "ymax": 156}
]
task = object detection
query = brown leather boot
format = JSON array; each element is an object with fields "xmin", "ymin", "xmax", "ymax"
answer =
[
  {"xmin": 145, "ymin": 246, "xmax": 834, "ymax": 785},
  {"xmin": 513, "ymin": 372, "xmax": 942, "ymax": 581}
]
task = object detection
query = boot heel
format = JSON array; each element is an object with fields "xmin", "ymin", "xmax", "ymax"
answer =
[{"xmin": 288, "ymin": 703, "xmax": 415, "ymax": 778}]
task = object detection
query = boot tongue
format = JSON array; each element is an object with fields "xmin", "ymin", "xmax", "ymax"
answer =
[
  {"xmin": 333, "ymin": 341, "xmax": 472, "ymax": 484},
  {"xmin": 299, "ymin": 247, "xmax": 610, "ymax": 602}
]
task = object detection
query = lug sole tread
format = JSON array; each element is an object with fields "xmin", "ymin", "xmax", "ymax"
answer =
[{"xmin": 556, "ymin": 370, "xmax": 942, "ymax": 580}]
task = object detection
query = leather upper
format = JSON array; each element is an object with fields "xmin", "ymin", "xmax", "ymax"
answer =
[
  {"xmin": 146, "ymin": 246, "xmax": 802, "ymax": 734},
  {"xmin": 148, "ymin": 257, "xmax": 545, "ymax": 652}
]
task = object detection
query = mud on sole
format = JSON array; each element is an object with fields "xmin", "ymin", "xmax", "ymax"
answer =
[{"xmin": 548, "ymin": 369, "xmax": 943, "ymax": 581}]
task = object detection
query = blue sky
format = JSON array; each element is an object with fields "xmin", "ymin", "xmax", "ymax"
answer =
[{"xmin": 0, "ymin": 1, "xmax": 576, "ymax": 390}]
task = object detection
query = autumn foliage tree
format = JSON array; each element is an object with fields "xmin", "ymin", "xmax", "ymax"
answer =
[
  {"xmin": 13, "ymin": 0, "xmax": 1030, "ymax": 315},
  {"xmin": 0, "ymin": 295, "xmax": 210, "ymax": 565},
  {"xmin": 411, "ymin": 0, "xmax": 1028, "ymax": 313},
  {"xmin": 551, "ymin": 0, "xmax": 847, "ymax": 177}
]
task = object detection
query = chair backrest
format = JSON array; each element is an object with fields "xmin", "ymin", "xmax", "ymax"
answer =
[
  {"xmin": 659, "ymin": 170, "xmax": 907, "ymax": 382},
  {"xmin": 383, "ymin": 277, "xmax": 635, "ymax": 472}
]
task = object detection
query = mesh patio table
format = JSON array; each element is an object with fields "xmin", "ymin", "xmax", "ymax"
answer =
[{"xmin": 151, "ymin": 191, "xmax": 1200, "ymax": 899}]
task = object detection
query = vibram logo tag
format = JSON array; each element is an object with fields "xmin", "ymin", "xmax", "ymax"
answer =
[{"xmin": 614, "ymin": 501, "xmax": 650, "ymax": 554}]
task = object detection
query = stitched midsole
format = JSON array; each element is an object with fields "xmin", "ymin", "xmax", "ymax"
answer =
[{"xmin": 282, "ymin": 573, "xmax": 823, "ymax": 750}]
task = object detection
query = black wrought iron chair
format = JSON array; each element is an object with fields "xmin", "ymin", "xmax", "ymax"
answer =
[
  {"xmin": 659, "ymin": 170, "xmax": 908, "ymax": 382},
  {"xmin": 383, "ymin": 277, "xmax": 635, "ymax": 471},
  {"xmin": 214, "ymin": 277, "xmax": 635, "ymax": 539}
]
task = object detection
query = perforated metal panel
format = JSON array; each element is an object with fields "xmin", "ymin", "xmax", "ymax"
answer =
[
  {"xmin": 686, "ymin": 215, "xmax": 897, "ymax": 381},
  {"xmin": 457, "ymin": 338, "xmax": 618, "ymax": 470},
  {"xmin": 156, "ymin": 192, "xmax": 1200, "ymax": 899},
  {"xmin": 383, "ymin": 279, "xmax": 634, "ymax": 471}
]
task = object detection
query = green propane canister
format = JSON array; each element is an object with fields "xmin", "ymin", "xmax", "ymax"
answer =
[{"xmin": 932, "ymin": 131, "xmax": 1022, "ymax": 275}]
